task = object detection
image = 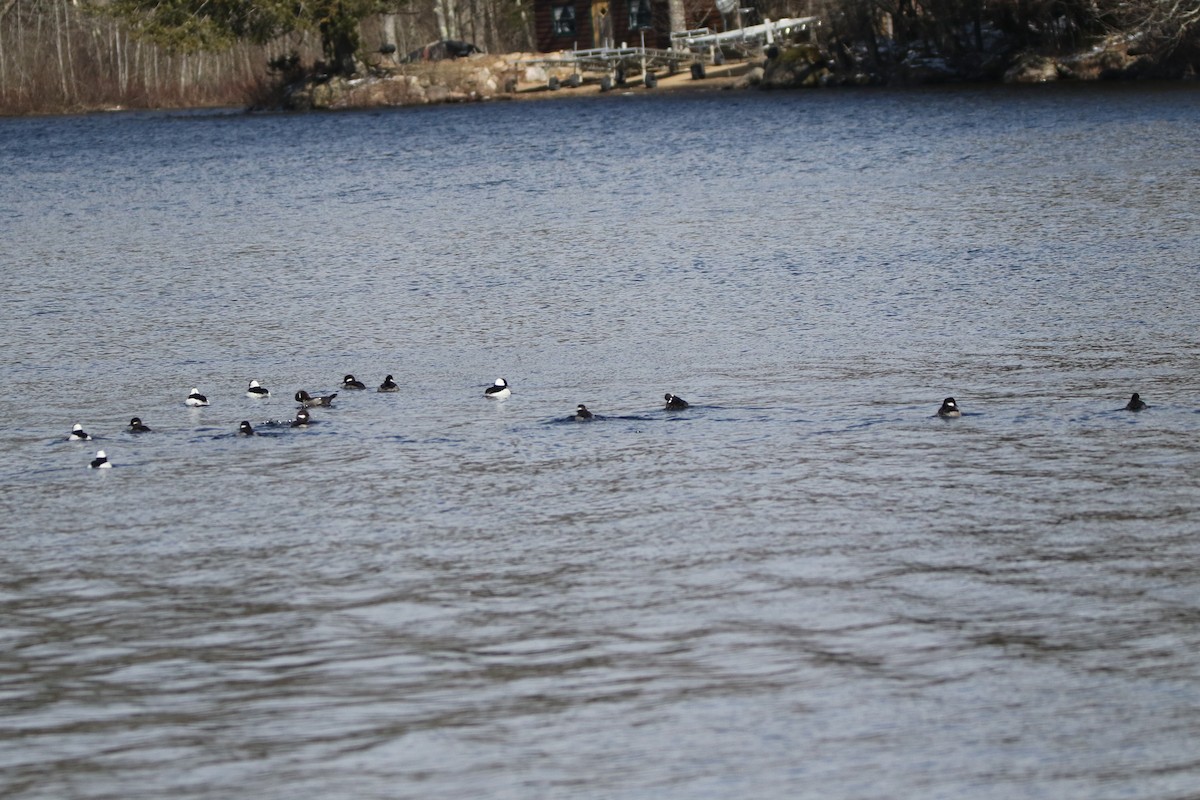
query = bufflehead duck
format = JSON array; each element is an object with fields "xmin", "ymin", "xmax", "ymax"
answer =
[
  {"xmin": 295, "ymin": 389, "xmax": 337, "ymax": 407},
  {"xmin": 246, "ymin": 380, "xmax": 270, "ymax": 398},
  {"xmin": 239, "ymin": 420, "xmax": 255, "ymax": 436},
  {"xmin": 128, "ymin": 417, "xmax": 151, "ymax": 433},
  {"xmin": 69, "ymin": 423, "xmax": 91, "ymax": 441},
  {"xmin": 341, "ymin": 374, "xmax": 367, "ymax": 390},
  {"xmin": 1125, "ymin": 392, "xmax": 1147, "ymax": 411},
  {"xmin": 572, "ymin": 404, "xmax": 593, "ymax": 421},
  {"xmin": 89, "ymin": 450, "xmax": 111, "ymax": 469},
  {"xmin": 378, "ymin": 374, "xmax": 399, "ymax": 393},
  {"xmin": 185, "ymin": 388, "xmax": 209, "ymax": 407},
  {"xmin": 937, "ymin": 397, "xmax": 962, "ymax": 418},
  {"xmin": 484, "ymin": 378, "xmax": 511, "ymax": 399},
  {"xmin": 664, "ymin": 393, "xmax": 689, "ymax": 410},
  {"xmin": 291, "ymin": 408, "xmax": 311, "ymax": 428}
]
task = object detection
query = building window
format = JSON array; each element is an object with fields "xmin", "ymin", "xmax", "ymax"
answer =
[
  {"xmin": 553, "ymin": 5, "xmax": 577, "ymax": 36},
  {"xmin": 628, "ymin": 0, "xmax": 652, "ymax": 30}
]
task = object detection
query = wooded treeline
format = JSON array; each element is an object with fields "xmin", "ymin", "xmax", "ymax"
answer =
[
  {"xmin": 810, "ymin": 0, "xmax": 1199, "ymax": 80},
  {"xmin": 0, "ymin": 0, "xmax": 310, "ymax": 113},
  {"xmin": 2, "ymin": 0, "xmax": 1197, "ymax": 114}
]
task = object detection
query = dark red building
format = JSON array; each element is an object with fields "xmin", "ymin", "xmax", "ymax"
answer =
[{"xmin": 534, "ymin": 0, "xmax": 672, "ymax": 52}]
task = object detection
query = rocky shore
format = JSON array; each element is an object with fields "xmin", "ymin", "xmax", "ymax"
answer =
[
  {"xmin": 281, "ymin": 52, "xmax": 736, "ymax": 110},
  {"xmin": 279, "ymin": 33, "xmax": 1197, "ymax": 111}
]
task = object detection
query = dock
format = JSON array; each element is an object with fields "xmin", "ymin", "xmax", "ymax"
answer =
[{"xmin": 519, "ymin": 16, "xmax": 819, "ymax": 90}]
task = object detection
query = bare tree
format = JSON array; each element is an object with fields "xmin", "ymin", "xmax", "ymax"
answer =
[
  {"xmin": 1103, "ymin": 0, "xmax": 1200, "ymax": 53},
  {"xmin": 668, "ymin": 0, "xmax": 684, "ymax": 37}
]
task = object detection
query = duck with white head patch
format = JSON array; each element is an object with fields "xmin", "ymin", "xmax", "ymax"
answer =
[
  {"xmin": 185, "ymin": 387, "xmax": 209, "ymax": 407},
  {"xmin": 68, "ymin": 423, "xmax": 91, "ymax": 441},
  {"xmin": 89, "ymin": 450, "xmax": 111, "ymax": 469},
  {"xmin": 378, "ymin": 374, "xmax": 399, "ymax": 393},
  {"xmin": 571, "ymin": 404, "xmax": 593, "ymax": 421},
  {"xmin": 239, "ymin": 421, "xmax": 256, "ymax": 436},
  {"xmin": 341, "ymin": 374, "xmax": 366, "ymax": 390},
  {"xmin": 664, "ymin": 393, "xmax": 689, "ymax": 410},
  {"xmin": 246, "ymin": 380, "xmax": 270, "ymax": 399},
  {"xmin": 291, "ymin": 408, "xmax": 311, "ymax": 428},
  {"xmin": 128, "ymin": 417, "xmax": 151, "ymax": 433},
  {"xmin": 937, "ymin": 397, "xmax": 962, "ymax": 418},
  {"xmin": 484, "ymin": 378, "xmax": 510, "ymax": 399}
]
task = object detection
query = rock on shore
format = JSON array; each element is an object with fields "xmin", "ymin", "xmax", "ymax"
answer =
[
  {"xmin": 283, "ymin": 51, "xmax": 631, "ymax": 110},
  {"xmin": 1005, "ymin": 34, "xmax": 1163, "ymax": 82},
  {"xmin": 286, "ymin": 54, "xmax": 532, "ymax": 110}
]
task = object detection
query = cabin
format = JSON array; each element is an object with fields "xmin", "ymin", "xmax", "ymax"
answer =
[{"xmin": 534, "ymin": 0, "xmax": 672, "ymax": 52}]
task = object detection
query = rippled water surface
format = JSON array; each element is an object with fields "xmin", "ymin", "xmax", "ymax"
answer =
[{"xmin": 2, "ymin": 84, "xmax": 1200, "ymax": 799}]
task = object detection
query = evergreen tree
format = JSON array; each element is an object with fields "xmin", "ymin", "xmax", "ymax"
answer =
[{"xmin": 98, "ymin": 0, "xmax": 382, "ymax": 73}]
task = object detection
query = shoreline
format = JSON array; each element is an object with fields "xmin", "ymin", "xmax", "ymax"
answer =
[
  {"xmin": 277, "ymin": 51, "xmax": 758, "ymax": 111},
  {"xmin": 4, "ymin": 51, "xmax": 1198, "ymax": 119},
  {"xmin": 275, "ymin": 34, "xmax": 1200, "ymax": 112}
]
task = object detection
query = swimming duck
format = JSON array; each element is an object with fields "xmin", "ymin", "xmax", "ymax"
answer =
[
  {"xmin": 484, "ymin": 378, "xmax": 511, "ymax": 399},
  {"xmin": 378, "ymin": 374, "xmax": 399, "ymax": 393},
  {"xmin": 246, "ymin": 380, "xmax": 270, "ymax": 398},
  {"xmin": 937, "ymin": 397, "xmax": 962, "ymax": 418},
  {"xmin": 89, "ymin": 450, "xmax": 111, "ymax": 469},
  {"xmin": 341, "ymin": 374, "xmax": 366, "ymax": 390},
  {"xmin": 291, "ymin": 408, "xmax": 311, "ymax": 428},
  {"xmin": 664, "ymin": 393, "xmax": 689, "ymax": 410},
  {"xmin": 1125, "ymin": 392, "xmax": 1147, "ymax": 411},
  {"xmin": 128, "ymin": 417, "xmax": 151, "ymax": 433},
  {"xmin": 185, "ymin": 387, "xmax": 209, "ymax": 407},
  {"xmin": 69, "ymin": 423, "xmax": 91, "ymax": 441},
  {"xmin": 239, "ymin": 420, "xmax": 255, "ymax": 436},
  {"xmin": 571, "ymin": 404, "xmax": 593, "ymax": 421},
  {"xmin": 295, "ymin": 389, "xmax": 337, "ymax": 407}
]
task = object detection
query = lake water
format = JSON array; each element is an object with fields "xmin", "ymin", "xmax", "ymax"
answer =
[{"xmin": 2, "ymin": 83, "xmax": 1199, "ymax": 799}]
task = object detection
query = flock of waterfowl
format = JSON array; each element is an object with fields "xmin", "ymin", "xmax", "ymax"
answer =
[
  {"xmin": 73, "ymin": 374, "xmax": 404, "ymax": 468},
  {"xmin": 69, "ymin": 381, "xmax": 1151, "ymax": 469}
]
